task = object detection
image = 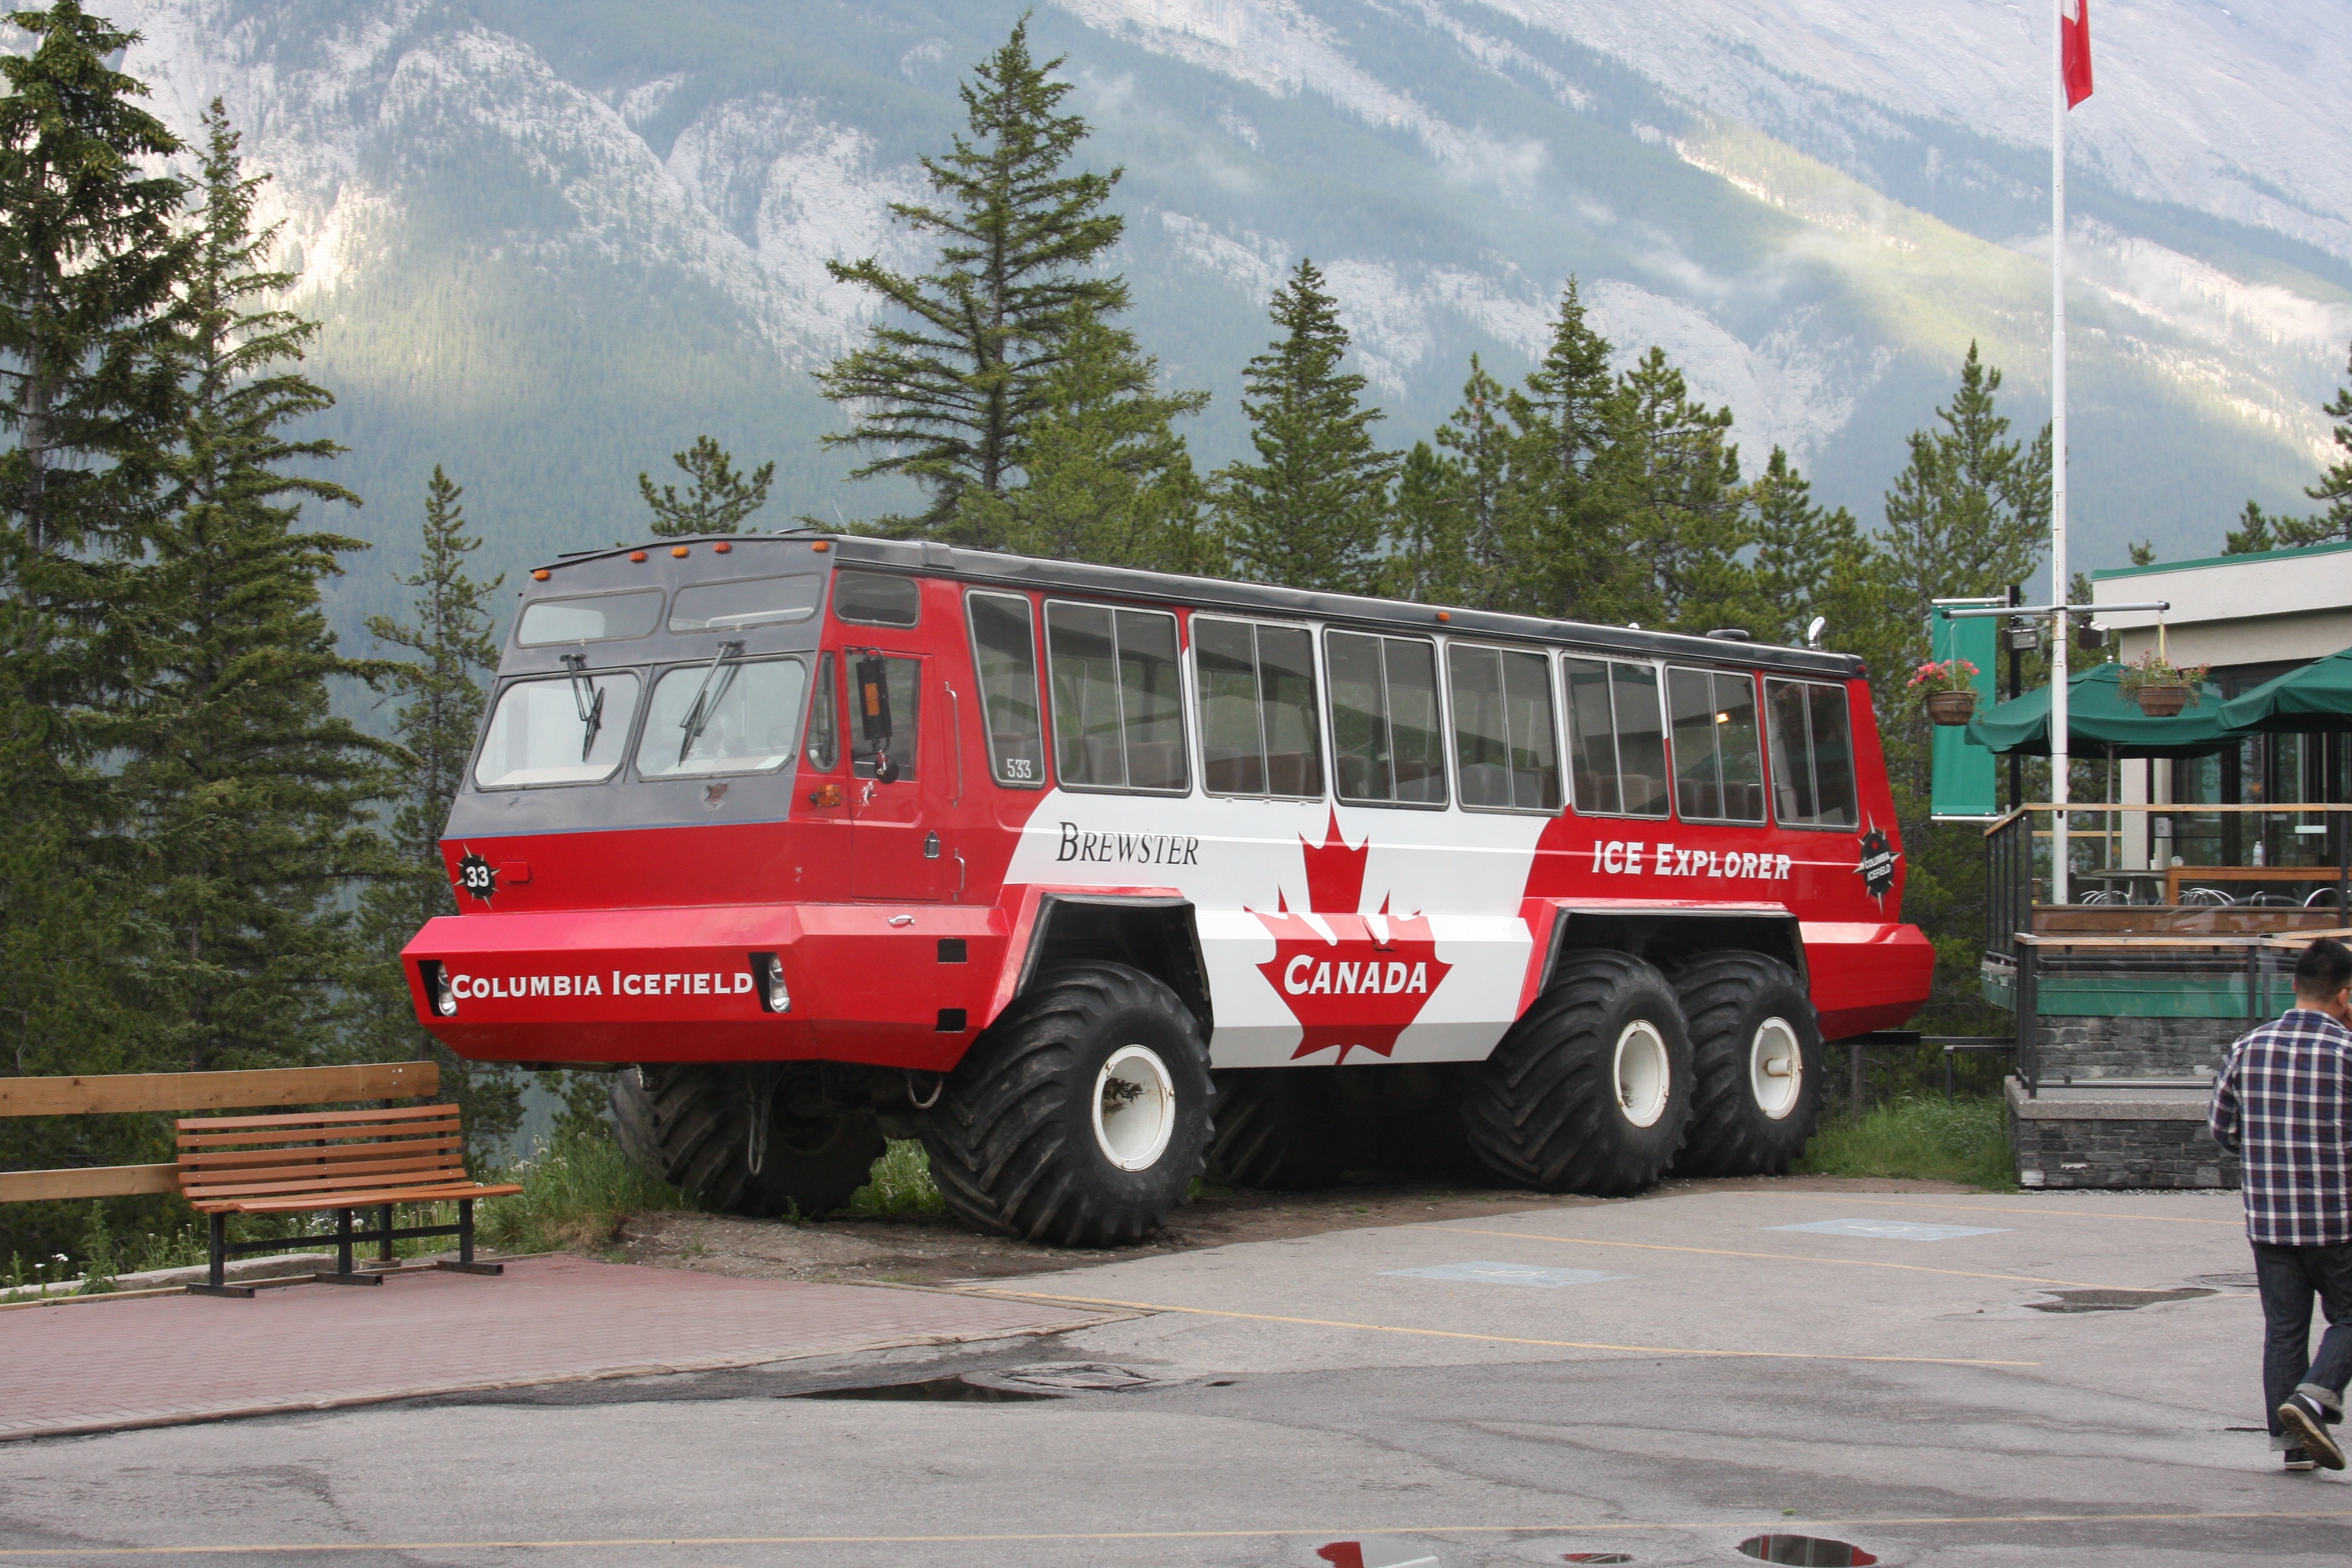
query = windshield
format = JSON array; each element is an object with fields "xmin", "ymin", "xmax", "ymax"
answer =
[
  {"xmin": 474, "ymin": 671, "xmax": 641, "ymax": 788},
  {"xmin": 515, "ymin": 589, "xmax": 663, "ymax": 645},
  {"xmin": 636, "ymin": 655, "xmax": 810, "ymax": 779}
]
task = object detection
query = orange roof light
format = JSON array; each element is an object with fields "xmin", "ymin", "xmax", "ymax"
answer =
[
  {"xmin": 811, "ymin": 540, "xmax": 831, "ymax": 552},
  {"xmin": 671, "ymin": 545, "xmax": 690, "ymax": 558},
  {"xmin": 1435, "ymin": 610, "xmax": 1452, "ymax": 622},
  {"xmin": 531, "ymin": 568, "xmax": 550, "ymax": 581},
  {"xmin": 629, "ymin": 550, "xmax": 647, "ymax": 563},
  {"xmin": 713, "ymin": 541, "xmax": 732, "ymax": 554}
]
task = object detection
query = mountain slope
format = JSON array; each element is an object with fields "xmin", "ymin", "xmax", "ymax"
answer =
[{"xmin": 40, "ymin": 0, "xmax": 2352, "ymax": 639}]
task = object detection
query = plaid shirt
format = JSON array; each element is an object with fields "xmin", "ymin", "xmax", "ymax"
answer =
[{"xmin": 2210, "ymin": 1007, "xmax": 2352, "ymax": 1247}]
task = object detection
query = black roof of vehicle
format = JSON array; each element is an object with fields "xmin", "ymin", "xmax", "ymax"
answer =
[{"xmin": 532, "ymin": 532, "xmax": 1866, "ymax": 681}]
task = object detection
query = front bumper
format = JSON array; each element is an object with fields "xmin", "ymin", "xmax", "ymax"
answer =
[{"xmin": 401, "ymin": 903, "xmax": 1002, "ymax": 1068}]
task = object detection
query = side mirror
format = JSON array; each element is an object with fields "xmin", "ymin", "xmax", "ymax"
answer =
[{"xmin": 855, "ymin": 655, "xmax": 898, "ymax": 783}]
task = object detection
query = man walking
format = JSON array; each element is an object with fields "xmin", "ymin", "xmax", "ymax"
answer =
[{"xmin": 2210, "ymin": 935, "xmax": 2352, "ymax": 1472}]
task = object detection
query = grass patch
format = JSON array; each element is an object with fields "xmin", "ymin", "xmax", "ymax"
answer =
[
  {"xmin": 843, "ymin": 1138, "xmax": 945, "ymax": 1218},
  {"xmin": 479, "ymin": 1132, "xmax": 701, "ymax": 1252},
  {"xmin": 1795, "ymin": 1094, "xmax": 2017, "ymax": 1190}
]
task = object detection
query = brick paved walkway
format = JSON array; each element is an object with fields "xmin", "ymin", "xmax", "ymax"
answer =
[{"xmin": 0, "ymin": 1256, "xmax": 1106, "ymax": 1442}]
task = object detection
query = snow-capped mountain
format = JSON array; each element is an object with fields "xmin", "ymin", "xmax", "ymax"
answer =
[{"xmin": 38, "ymin": 1, "xmax": 2352, "ymax": 632}]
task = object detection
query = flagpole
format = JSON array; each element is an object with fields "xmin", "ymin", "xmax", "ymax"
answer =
[{"xmin": 2049, "ymin": 0, "xmax": 2071, "ymax": 907}]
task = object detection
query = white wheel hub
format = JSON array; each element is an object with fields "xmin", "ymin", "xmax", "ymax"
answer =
[
  {"xmin": 1093, "ymin": 1045, "xmax": 1177, "ymax": 1171},
  {"xmin": 1749, "ymin": 1017, "xmax": 1802, "ymax": 1120},
  {"xmin": 1613, "ymin": 1021, "xmax": 1671, "ymax": 1129}
]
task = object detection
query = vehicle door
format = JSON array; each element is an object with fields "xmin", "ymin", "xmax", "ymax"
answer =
[{"xmin": 846, "ymin": 647, "xmax": 955, "ymax": 901}]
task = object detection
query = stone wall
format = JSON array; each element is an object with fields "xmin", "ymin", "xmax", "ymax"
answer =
[
  {"xmin": 2034, "ymin": 1013, "xmax": 2246, "ymax": 1082},
  {"xmin": 2007, "ymin": 1080, "xmax": 2240, "ymax": 1190}
]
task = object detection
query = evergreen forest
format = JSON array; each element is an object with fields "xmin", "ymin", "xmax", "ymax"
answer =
[{"xmin": 7, "ymin": 6, "xmax": 2352, "ymax": 1273}]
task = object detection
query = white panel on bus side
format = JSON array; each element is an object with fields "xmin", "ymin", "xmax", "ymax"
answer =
[{"xmin": 1001, "ymin": 789, "xmax": 1549, "ymax": 1067}]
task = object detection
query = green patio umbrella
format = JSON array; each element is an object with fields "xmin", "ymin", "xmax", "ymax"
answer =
[
  {"xmin": 2216, "ymin": 646, "xmax": 2352, "ymax": 733},
  {"xmin": 1964, "ymin": 662, "xmax": 2234, "ymax": 758}
]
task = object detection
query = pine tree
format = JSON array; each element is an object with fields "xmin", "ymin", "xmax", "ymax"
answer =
[
  {"xmin": 1873, "ymin": 342, "xmax": 2050, "ymax": 784},
  {"xmin": 355, "ymin": 468, "xmax": 520, "ymax": 1152},
  {"xmin": 1213, "ymin": 259, "xmax": 1396, "ymax": 593},
  {"xmin": 0, "ymin": 2, "xmax": 194, "ymax": 1261},
  {"xmin": 0, "ymin": 1, "xmax": 188, "ymax": 581},
  {"xmin": 1425, "ymin": 354, "xmax": 1515, "ymax": 609},
  {"xmin": 817, "ymin": 18, "xmax": 1126, "ymax": 533},
  {"xmin": 2223, "ymin": 500, "xmax": 2284, "ymax": 555},
  {"xmin": 1878, "ymin": 342, "xmax": 2051, "ymax": 617},
  {"xmin": 1612, "ymin": 347, "xmax": 1749, "ymax": 632},
  {"xmin": 1748, "ymin": 446, "xmax": 1870, "ymax": 648},
  {"xmin": 1508, "ymin": 279, "xmax": 1633, "ymax": 622},
  {"xmin": 1381, "ymin": 440, "xmax": 1467, "ymax": 604},
  {"xmin": 953, "ymin": 309, "xmax": 1212, "ymax": 571},
  {"xmin": 638, "ymin": 434, "xmax": 774, "ymax": 537},
  {"xmin": 120, "ymin": 100, "xmax": 398, "ymax": 1075}
]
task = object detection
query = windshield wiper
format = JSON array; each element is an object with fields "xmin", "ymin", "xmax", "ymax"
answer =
[
  {"xmin": 560, "ymin": 653, "xmax": 606, "ymax": 762},
  {"xmin": 678, "ymin": 639, "xmax": 746, "ymax": 763}
]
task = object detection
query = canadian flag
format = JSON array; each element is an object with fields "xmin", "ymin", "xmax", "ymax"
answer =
[{"xmin": 2062, "ymin": 0, "xmax": 2094, "ymax": 108}]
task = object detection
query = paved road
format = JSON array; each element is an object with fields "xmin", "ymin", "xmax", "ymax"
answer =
[{"xmin": 2, "ymin": 1186, "xmax": 2343, "ymax": 1566}]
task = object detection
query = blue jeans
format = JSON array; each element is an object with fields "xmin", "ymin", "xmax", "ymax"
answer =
[{"xmin": 2254, "ymin": 1240, "xmax": 2352, "ymax": 1445}]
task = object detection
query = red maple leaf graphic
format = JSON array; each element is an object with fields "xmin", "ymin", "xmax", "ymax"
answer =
[{"xmin": 1250, "ymin": 810, "xmax": 1452, "ymax": 1063}]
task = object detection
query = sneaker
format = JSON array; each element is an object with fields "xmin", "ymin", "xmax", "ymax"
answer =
[
  {"xmin": 2279, "ymin": 1393, "xmax": 2347, "ymax": 1469},
  {"xmin": 2284, "ymin": 1446, "xmax": 2318, "ymax": 1472}
]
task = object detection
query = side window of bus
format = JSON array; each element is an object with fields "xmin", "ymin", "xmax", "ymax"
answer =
[
  {"xmin": 1196, "ymin": 618, "xmax": 1324, "ymax": 798},
  {"xmin": 1667, "ymin": 667, "xmax": 1765, "ymax": 823},
  {"xmin": 803, "ymin": 653, "xmax": 839, "ymax": 773},
  {"xmin": 967, "ymin": 592, "xmax": 1045, "ymax": 787},
  {"xmin": 834, "ymin": 570, "xmax": 921, "ymax": 627},
  {"xmin": 1560, "ymin": 656, "xmax": 1669, "ymax": 818},
  {"xmin": 1765, "ymin": 678, "xmax": 1859, "ymax": 828},
  {"xmin": 1448, "ymin": 645, "xmax": 1561, "ymax": 812},
  {"xmin": 1045, "ymin": 602, "xmax": 1188, "ymax": 794},
  {"xmin": 1325, "ymin": 632, "xmax": 1446, "ymax": 806},
  {"xmin": 850, "ymin": 656, "xmax": 920, "ymax": 780}
]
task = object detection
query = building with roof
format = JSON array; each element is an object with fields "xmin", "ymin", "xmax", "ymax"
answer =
[{"xmin": 2092, "ymin": 540, "xmax": 2352, "ymax": 870}]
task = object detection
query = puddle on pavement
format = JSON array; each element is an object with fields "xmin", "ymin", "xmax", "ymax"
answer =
[
  {"xmin": 2026, "ymin": 1287, "xmax": 2216, "ymax": 1313},
  {"xmin": 1560, "ymin": 1554, "xmax": 1634, "ymax": 1563},
  {"xmin": 791, "ymin": 1375, "xmax": 1059, "ymax": 1403},
  {"xmin": 2190, "ymin": 1272, "xmax": 2259, "ymax": 1289},
  {"xmin": 1737, "ymin": 1536, "xmax": 1877, "ymax": 1566}
]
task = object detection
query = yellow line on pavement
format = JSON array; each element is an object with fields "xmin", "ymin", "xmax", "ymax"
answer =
[
  {"xmin": 954, "ymin": 1287, "xmax": 2036, "ymax": 1367},
  {"xmin": 1828, "ymin": 1195, "xmax": 2243, "ymax": 1227},
  {"xmin": 1437, "ymin": 1227, "xmax": 2132, "ymax": 1290},
  {"xmin": 1, "ymin": 1509, "xmax": 2344, "ymax": 1554}
]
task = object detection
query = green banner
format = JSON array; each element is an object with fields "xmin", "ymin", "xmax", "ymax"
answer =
[{"xmin": 1930, "ymin": 611, "xmax": 1998, "ymax": 818}]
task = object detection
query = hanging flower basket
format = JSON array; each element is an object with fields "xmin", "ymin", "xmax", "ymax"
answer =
[
  {"xmin": 1924, "ymin": 690, "xmax": 1981, "ymax": 725},
  {"xmin": 2117, "ymin": 648, "xmax": 2208, "ymax": 718},
  {"xmin": 1910, "ymin": 659, "xmax": 1981, "ymax": 726}
]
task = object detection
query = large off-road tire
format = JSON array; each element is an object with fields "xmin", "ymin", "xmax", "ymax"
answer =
[
  {"xmin": 1205, "ymin": 1069, "xmax": 1350, "ymax": 1190},
  {"xmin": 1669, "ymin": 951, "xmax": 1823, "ymax": 1177},
  {"xmin": 918, "ymin": 963, "xmax": 1214, "ymax": 1247},
  {"xmin": 1462, "ymin": 950, "xmax": 1693, "ymax": 1195},
  {"xmin": 611, "ymin": 1065, "xmax": 884, "ymax": 1219}
]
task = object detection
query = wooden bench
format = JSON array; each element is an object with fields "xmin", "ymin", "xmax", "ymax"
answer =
[
  {"xmin": 176, "ymin": 1103, "xmax": 521, "ymax": 1298},
  {"xmin": 1, "ymin": 1062, "xmax": 439, "ymax": 1206}
]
